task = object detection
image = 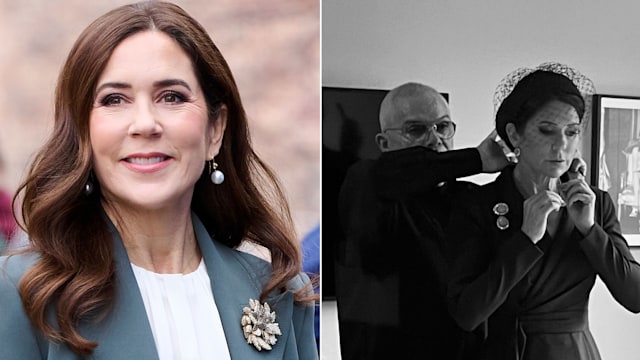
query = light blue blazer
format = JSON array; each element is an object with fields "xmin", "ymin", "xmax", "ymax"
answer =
[{"xmin": 0, "ymin": 215, "xmax": 318, "ymax": 359}]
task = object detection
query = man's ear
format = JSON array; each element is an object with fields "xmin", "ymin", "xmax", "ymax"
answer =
[
  {"xmin": 375, "ymin": 133, "xmax": 389, "ymax": 152},
  {"xmin": 505, "ymin": 123, "xmax": 520, "ymax": 149}
]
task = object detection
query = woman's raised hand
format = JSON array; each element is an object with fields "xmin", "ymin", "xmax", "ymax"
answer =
[
  {"xmin": 559, "ymin": 178, "xmax": 595, "ymax": 234},
  {"xmin": 521, "ymin": 190, "xmax": 565, "ymax": 243}
]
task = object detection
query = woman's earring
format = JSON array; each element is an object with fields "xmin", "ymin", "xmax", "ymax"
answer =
[
  {"xmin": 84, "ymin": 179, "xmax": 94, "ymax": 195},
  {"xmin": 513, "ymin": 147, "xmax": 521, "ymax": 158},
  {"xmin": 209, "ymin": 159, "xmax": 225, "ymax": 185}
]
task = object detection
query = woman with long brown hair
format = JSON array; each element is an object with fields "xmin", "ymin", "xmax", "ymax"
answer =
[{"xmin": 0, "ymin": 1, "xmax": 317, "ymax": 359}]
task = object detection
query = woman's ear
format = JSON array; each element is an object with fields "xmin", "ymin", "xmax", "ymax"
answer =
[
  {"xmin": 505, "ymin": 123, "xmax": 520, "ymax": 149},
  {"xmin": 375, "ymin": 133, "xmax": 389, "ymax": 152},
  {"xmin": 207, "ymin": 104, "xmax": 228, "ymax": 159}
]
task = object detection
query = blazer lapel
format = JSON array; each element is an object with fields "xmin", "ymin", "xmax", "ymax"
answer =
[
  {"xmin": 76, "ymin": 214, "xmax": 295, "ymax": 359},
  {"xmin": 75, "ymin": 222, "xmax": 159, "ymax": 360},
  {"xmin": 193, "ymin": 216, "xmax": 294, "ymax": 359}
]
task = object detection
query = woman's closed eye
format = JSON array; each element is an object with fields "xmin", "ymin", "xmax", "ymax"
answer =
[
  {"xmin": 538, "ymin": 126, "xmax": 556, "ymax": 136},
  {"xmin": 538, "ymin": 126, "xmax": 580, "ymax": 137}
]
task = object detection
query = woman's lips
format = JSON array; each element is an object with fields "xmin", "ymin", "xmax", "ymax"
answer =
[
  {"xmin": 126, "ymin": 156, "xmax": 167, "ymax": 165},
  {"xmin": 121, "ymin": 154, "xmax": 172, "ymax": 173}
]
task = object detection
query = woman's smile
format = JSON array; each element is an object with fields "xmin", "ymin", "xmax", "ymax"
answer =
[{"xmin": 121, "ymin": 153, "xmax": 173, "ymax": 173}]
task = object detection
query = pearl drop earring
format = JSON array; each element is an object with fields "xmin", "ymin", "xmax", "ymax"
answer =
[{"xmin": 209, "ymin": 159, "xmax": 225, "ymax": 185}]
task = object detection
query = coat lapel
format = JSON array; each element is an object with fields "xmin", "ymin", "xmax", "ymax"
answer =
[
  {"xmin": 71, "ymin": 215, "xmax": 295, "ymax": 359},
  {"xmin": 193, "ymin": 216, "xmax": 294, "ymax": 359},
  {"xmin": 74, "ymin": 222, "xmax": 159, "ymax": 360},
  {"xmin": 492, "ymin": 168, "xmax": 581, "ymax": 308}
]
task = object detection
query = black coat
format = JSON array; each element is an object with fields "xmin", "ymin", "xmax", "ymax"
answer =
[
  {"xmin": 446, "ymin": 166, "xmax": 640, "ymax": 360},
  {"xmin": 336, "ymin": 147, "xmax": 483, "ymax": 360}
]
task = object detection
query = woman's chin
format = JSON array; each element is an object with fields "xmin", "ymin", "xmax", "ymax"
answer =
[{"xmin": 548, "ymin": 169, "xmax": 568, "ymax": 179}]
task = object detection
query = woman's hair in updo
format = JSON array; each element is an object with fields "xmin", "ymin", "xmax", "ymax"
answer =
[{"xmin": 495, "ymin": 70, "xmax": 585, "ymax": 150}]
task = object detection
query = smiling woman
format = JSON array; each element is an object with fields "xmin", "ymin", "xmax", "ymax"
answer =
[
  {"xmin": 90, "ymin": 31, "xmax": 220, "ymax": 215},
  {"xmin": 0, "ymin": 2, "xmax": 318, "ymax": 359}
]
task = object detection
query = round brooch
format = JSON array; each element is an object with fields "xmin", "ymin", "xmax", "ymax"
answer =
[
  {"xmin": 493, "ymin": 202, "xmax": 509, "ymax": 216},
  {"xmin": 493, "ymin": 202, "xmax": 510, "ymax": 230},
  {"xmin": 496, "ymin": 215, "xmax": 510, "ymax": 230},
  {"xmin": 241, "ymin": 298, "xmax": 282, "ymax": 351}
]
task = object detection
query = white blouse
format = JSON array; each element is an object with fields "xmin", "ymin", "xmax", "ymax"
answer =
[{"xmin": 131, "ymin": 259, "xmax": 231, "ymax": 360}]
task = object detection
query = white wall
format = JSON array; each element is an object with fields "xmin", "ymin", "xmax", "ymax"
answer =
[
  {"xmin": 322, "ymin": 1, "xmax": 640, "ymax": 359},
  {"xmin": 323, "ymin": 0, "xmax": 640, "ymax": 184}
]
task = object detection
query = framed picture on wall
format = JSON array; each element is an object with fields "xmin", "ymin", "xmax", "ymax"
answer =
[
  {"xmin": 321, "ymin": 86, "xmax": 389, "ymax": 300},
  {"xmin": 591, "ymin": 94, "xmax": 640, "ymax": 246}
]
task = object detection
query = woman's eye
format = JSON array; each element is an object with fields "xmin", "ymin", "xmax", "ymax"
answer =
[
  {"xmin": 566, "ymin": 128, "xmax": 581, "ymax": 137},
  {"xmin": 100, "ymin": 94, "xmax": 124, "ymax": 106},
  {"xmin": 539, "ymin": 127, "xmax": 554, "ymax": 135},
  {"xmin": 162, "ymin": 91, "xmax": 186, "ymax": 104}
]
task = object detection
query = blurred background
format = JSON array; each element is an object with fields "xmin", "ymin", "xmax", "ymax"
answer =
[{"xmin": 0, "ymin": 0, "xmax": 320, "ymax": 246}]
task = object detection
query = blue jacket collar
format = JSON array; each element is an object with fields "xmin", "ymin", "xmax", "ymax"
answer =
[{"xmin": 82, "ymin": 213, "xmax": 293, "ymax": 359}]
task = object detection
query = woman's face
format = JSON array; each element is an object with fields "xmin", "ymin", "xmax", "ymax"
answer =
[
  {"xmin": 89, "ymin": 30, "xmax": 225, "ymax": 211},
  {"xmin": 507, "ymin": 99, "xmax": 581, "ymax": 179}
]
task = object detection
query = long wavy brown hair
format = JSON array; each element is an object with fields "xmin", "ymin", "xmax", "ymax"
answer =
[{"xmin": 15, "ymin": 0, "xmax": 310, "ymax": 355}]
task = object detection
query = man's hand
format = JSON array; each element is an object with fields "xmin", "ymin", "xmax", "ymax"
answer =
[{"xmin": 477, "ymin": 130, "xmax": 509, "ymax": 173}]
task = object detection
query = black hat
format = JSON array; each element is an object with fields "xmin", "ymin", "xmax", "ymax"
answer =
[{"xmin": 493, "ymin": 62, "xmax": 595, "ymax": 150}]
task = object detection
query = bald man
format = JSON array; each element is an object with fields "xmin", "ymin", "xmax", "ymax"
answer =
[
  {"xmin": 376, "ymin": 82, "xmax": 454, "ymax": 153},
  {"xmin": 335, "ymin": 82, "xmax": 507, "ymax": 360}
]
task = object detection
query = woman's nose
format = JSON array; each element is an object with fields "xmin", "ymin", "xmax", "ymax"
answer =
[
  {"xmin": 551, "ymin": 133, "xmax": 568, "ymax": 151},
  {"xmin": 129, "ymin": 100, "xmax": 162, "ymax": 136}
]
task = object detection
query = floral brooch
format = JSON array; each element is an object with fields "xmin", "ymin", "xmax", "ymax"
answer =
[{"xmin": 241, "ymin": 298, "xmax": 282, "ymax": 351}]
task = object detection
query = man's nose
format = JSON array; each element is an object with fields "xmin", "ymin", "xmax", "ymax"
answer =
[{"xmin": 420, "ymin": 126, "xmax": 442, "ymax": 148}]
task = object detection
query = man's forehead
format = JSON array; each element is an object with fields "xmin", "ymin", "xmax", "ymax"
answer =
[
  {"xmin": 392, "ymin": 95, "xmax": 449, "ymax": 122},
  {"xmin": 380, "ymin": 85, "xmax": 449, "ymax": 129},
  {"xmin": 400, "ymin": 114, "xmax": 450, "ymax": 124}
]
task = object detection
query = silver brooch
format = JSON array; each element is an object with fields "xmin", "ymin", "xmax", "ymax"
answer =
[
  {"xmin": 241, "ymin": 298, "xmax": 282, "ymax": 351},
  {"xmin": 493, "ymin": 202, "xmax": 510, "ymax": 230}
]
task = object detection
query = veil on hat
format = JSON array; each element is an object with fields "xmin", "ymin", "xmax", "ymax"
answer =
[
  {"xmin": 493, "ymin": 61, "xmax": 596, "ymax": 118},
  {"xmin": 492, "ymin": 62, "xmax": 596, "ymax": 162}
]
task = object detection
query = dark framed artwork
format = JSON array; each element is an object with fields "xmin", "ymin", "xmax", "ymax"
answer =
[
  {"xmin": 321, "ymin": 87, "xmax": 388, "ymax": 300},
  {"xmin": 321, "ymin": 86, "xmax": 448, "ymax": 299},
  {"xmin": 591, "ymin": 94, "xmax": 640, "ymax": 246}
]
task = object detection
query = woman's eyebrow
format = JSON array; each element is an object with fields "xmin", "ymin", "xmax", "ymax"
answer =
[
  {"xmin": 538, "ymin": 120, "xmax": 580, "ymax": 126},
  {"xmin": 95, "ymin": 82, "xmax": 130, "ymax": 94},
  {"xmin": 153, "ymin": 79, "xmax": 192, "ymax": 91},
  {"xmin": 94, "ymin": 79, "xmax": 192, "ymax": 94}
]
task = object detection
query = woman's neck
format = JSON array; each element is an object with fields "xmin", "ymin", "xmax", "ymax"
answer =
[
  {"xmin": 104, "ymin": 203, "xmax": 201, "ymax": 274},
  {"xmin": 513, "ymin": 163, "xmax": 559, "ymax": 198}
]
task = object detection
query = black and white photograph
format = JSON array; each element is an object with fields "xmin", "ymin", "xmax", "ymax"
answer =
[{"xmin": 322, "ymin": 1, "xmax": 640, "ymax": 360}]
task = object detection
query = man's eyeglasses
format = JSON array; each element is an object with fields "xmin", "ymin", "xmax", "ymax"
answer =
[{"xmin": 384, "ymin": 120, "xmax": 457, "ymax": 141}]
